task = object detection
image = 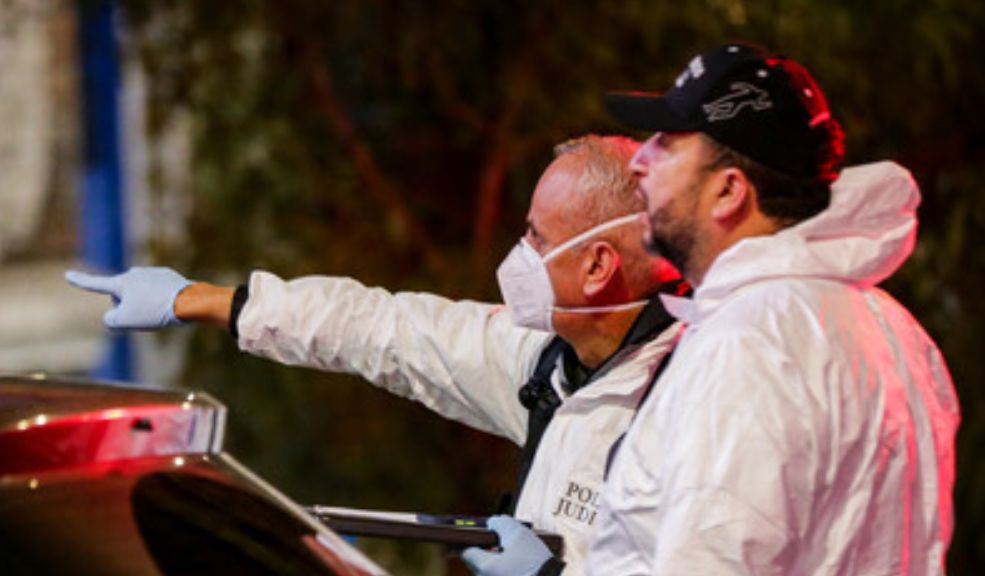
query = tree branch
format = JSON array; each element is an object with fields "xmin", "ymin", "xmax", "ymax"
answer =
[{"xmin": 269, "ymin": 7, "xmax": 445, "ymax": 274}]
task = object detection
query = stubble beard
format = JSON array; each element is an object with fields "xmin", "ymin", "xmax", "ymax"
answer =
[
  {"xmin": 642, "ymin": 207, "xmax": 696, "ymax": 280},
  {"xmin": 640, "ymin": 165, "xmax": 708, "ymax": 281}
]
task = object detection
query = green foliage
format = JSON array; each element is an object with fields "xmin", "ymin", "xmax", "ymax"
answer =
[{"xmin": 120, "ymin": 0, "xmax": 985, "ymax": 571}]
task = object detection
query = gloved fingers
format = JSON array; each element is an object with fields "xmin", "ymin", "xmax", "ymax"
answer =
[
  {"xmin": 103, "ymin": 306, "xmax": 124, "ymax": 330},
  {"xmin": 486, "ymin": 515, "xmax": 523, "ymax": 544},
  {"xmin": 461, "ymin": 546, "xmax": 498, "ymax": 573},
  {"xmin": 65, "ymin": 270, "xmax": 120, "ymax": 296}
]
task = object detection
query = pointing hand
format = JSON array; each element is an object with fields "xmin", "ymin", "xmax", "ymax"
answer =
[{"xmin": 65, "ymin": 267, "xmax": 193, "ymax": 331}]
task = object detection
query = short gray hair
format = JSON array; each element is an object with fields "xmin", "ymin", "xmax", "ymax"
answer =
[{"xmin": 553, "ymin": 135, "xmax": 642, "ymax": 227}]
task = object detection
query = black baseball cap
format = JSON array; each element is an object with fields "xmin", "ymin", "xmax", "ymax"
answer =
[{"xmin": 606, "ymin": 43, "xmax": 842, "ymax": 181}]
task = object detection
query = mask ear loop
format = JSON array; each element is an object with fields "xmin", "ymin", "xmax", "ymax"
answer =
[
  {"xmin": 542, "ymin": 212, "xmax": 651, "ymax": 316},
  {"xmin": 541, "ymin": 213, "xmax": 643, "ymax": 263},
  {"xmin": 553, "ymin": 299, "xmax": 649, "ymax": 315}
]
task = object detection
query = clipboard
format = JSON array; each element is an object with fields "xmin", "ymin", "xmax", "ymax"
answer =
[{"xmin": 307, "ymin": 506, "xmax": 565, "ymax": 557}]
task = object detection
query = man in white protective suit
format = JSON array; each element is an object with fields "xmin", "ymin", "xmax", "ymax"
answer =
[
  {"xmin": 460, "ymin": 43, "xmax": 960, "ymax": 576},
  {"xmin": 67, "ymin": 134, "xmax": 687, "ymax": 575}
]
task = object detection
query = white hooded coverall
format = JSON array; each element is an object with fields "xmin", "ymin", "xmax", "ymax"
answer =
[
  {"xmin": 235, "ymin": 268, "xmax": 680, "ymax": 573},
  {"xmin": 586, "ymin": 162, "xmax": 959, "ymax": 575}
]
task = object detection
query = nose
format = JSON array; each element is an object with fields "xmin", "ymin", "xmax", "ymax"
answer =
[{"xmin": 629, "ymin": 132, "xmax": 659, "ymax": 175}]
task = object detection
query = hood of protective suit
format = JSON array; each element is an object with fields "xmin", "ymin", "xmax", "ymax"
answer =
[{"xmin": 695, "ymin": 161, "xmax": 919, "ymax": 303}]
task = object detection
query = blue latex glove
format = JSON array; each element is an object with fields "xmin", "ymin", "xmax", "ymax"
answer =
[
  {"xmin": 65, "ymin": 267, "xmax": 193, "ymax": 330},
  {"xmin": 462, "ymin": 515, "xmax": 553, "ymax": 576}
]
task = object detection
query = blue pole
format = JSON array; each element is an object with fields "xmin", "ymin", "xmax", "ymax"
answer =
[{"xmin": 78, "ymin": 0, "xmax": 132, "ymax": 380}]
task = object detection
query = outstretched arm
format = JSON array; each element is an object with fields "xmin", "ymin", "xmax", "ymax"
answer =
[
  {"xmin": 173, "ymin": 281, "xmax": 236, "ymax": 328},
  {"xmin": 66, "ymin": 267, "xmax": 235, "ymax": 331}
]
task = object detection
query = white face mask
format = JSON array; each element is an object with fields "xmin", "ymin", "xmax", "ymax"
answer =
[{"xmin": 496, "ymin": 213, "xmax": 648, "ymax": 332}]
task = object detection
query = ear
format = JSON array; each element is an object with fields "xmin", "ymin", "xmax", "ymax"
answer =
[
  {"xmin": 581, "ymin": 241, "xmax": 621, "ymax": 299},
  {"xmin": 709, "ymin": 168, "xmax": 753, "ymax": 222}
]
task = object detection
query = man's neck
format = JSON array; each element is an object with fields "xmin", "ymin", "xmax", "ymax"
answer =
[
  {"xmin": 564, "ymin": 308, "xmax": 642, "ymax": 370},
  {"xmin": 688, "ymin": 213, "xmax": 781, "ymax": 286}
]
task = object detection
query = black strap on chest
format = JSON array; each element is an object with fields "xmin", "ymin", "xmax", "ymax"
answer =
[
  {"xmin": 501, "ymin": 291, "xmax": 685, "ymax": 514},
  {"xmin": 505, "ymin": 336, "xmax": 567, "ymax": 514}
]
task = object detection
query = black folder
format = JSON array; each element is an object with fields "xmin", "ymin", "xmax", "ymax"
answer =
[{"xmin": 307, "ymin": 506, "xmax": 565, "ymax": 557}]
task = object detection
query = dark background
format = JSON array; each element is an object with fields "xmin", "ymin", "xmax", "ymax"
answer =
[{"xmin": 118, "ymin": 1, "xmax": 985, "ymax": 573}]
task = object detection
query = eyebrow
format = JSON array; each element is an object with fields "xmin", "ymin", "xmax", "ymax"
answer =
[
  {"xmin": 657, "ymin": 132, "xmax": 679, "ymax": 148},
  {"xmin": 526, "ymin": 220, "xmax": 546, "ymax": 248}
]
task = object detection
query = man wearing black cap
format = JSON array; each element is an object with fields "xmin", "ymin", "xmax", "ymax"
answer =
[
  {"xmin": 581, "ymin": 43, "xmax": 959, "ymax": 574},
  {"xmin": 464, "ymin": 44, "xmax": 959, "ymax": 576}
]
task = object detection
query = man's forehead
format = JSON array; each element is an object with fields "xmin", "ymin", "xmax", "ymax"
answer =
[
  {"xmin": 528, "ymin": 158, "xmax": 584, "ymax": 237},
  {"xmin": 652, "ymin": 131, "xmax": 702, "ymax": 148}
]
